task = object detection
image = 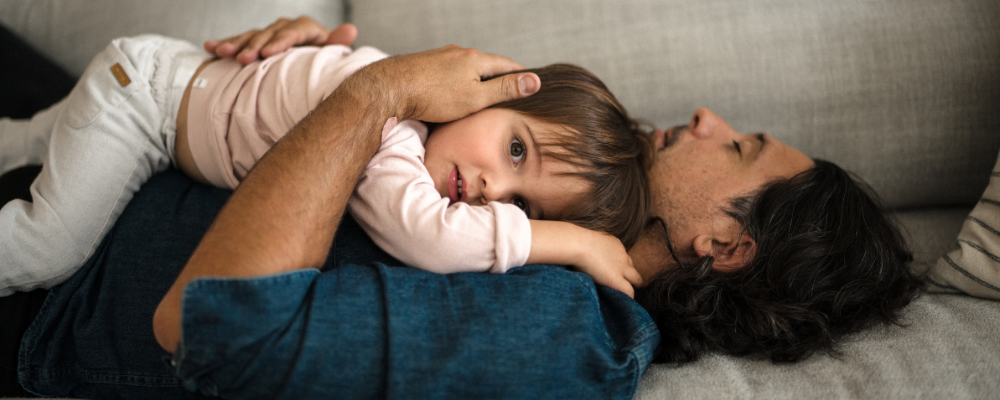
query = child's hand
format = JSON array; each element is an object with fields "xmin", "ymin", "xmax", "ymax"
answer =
[
  {"xmin": 571, "ymin": 230, "xmax": 642, "ymax": 298},
  {"xmin": 204, "ymin": 16, "xmax": 358, "ymax": 65},
  {"xmin": 528, "ymin": 220, "xmax": 642, "ymax": 298}
]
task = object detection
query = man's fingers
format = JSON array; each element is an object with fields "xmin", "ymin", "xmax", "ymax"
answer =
[
  {"xmin": 204, "ymin": 39, "xmax": 221, "ymax": 53},
  {"xmin": 260, "ymin": 30, "xmax": 309, "ymax": 58},
  {"xmin": 262, "ymin": 18, "xmax": 331, "ymax": 57},
  {"xmin": 326, "ymin": 23, "xmax": 358, "ymax": 47},
  {"xmin": 204, "ymin": 16, "xmax": 344, "ymax": 63},
  {"xmin": 238, "ymin": 29, "xmax": 279, "ymax": 65},
  {"xmin": 206, "ymin": 31, "xmax": 256, "ymax": 57}
]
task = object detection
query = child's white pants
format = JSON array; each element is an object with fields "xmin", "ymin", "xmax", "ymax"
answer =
[{"xmin": 0, "ymin": 35, "xmax": 209, "ymax": 296}]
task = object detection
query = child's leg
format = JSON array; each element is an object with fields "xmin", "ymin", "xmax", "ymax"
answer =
[
  {"xmin": 0, "ymin": 98, "xmax": 67, "ymax": 175},
  {"xmin": 0, "ymin": 36, "xmax": 207, "ymax": 296}
]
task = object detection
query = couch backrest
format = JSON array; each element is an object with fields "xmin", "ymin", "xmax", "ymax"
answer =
[
  {"xmin": 0, "ymin": 0, "xmax": 344, "ymax": 78},
  {"xmin": 2, "ymin": 0, "xmax": 997, "ymax": 210},
  {"xmin": 351, "ymin": 0, "xmax": 1000, "ymax": 210}
]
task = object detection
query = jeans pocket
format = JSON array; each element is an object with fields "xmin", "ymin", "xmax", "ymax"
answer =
[{"xmin": 62, "ymin": 44, "xmax": 145, "ymax": 129}]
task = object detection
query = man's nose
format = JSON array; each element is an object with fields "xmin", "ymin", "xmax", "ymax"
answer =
[{"xmin": 688, "ymin": 108, "xmax": 730, "ymax": 139}]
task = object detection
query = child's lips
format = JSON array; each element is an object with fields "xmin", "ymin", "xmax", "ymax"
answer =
[{"xmin": 447, "ymin": 166, "xmax": 465, "ymax": 204}]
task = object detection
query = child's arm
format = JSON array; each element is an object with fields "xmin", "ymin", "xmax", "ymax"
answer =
[{"xmin": 527, "ymin": 220, "xmax": 642, "ymax": 298}]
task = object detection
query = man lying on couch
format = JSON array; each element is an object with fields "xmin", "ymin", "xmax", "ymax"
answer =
[
  {"xmin": 8, "ymin": 18, "xmax": 923, "ymax": 398},
  {"xmin": 156, "ymin": 14, "xmax": 923, "ymax": 360}
]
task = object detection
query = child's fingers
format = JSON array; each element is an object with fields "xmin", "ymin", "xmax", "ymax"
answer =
[
  {"xmin": 608, "ymin": 276, "xmax": 635, "ymax": 298},
  {"xmin": 591, "ymin": 269, "xmax": 636, "ymax": 299},
  {"xmin": 623, "ymin": 263, "xmax": 642, "ymax": 287}
]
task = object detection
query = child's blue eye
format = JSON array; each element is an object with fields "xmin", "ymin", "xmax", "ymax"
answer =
[
  {"xmin": 513, "ymin": 197, "xmax": 528, "ymax": 214},
  {"xmin": 510, "ymin": 138, "xmax": 526, "ymax": 164}
]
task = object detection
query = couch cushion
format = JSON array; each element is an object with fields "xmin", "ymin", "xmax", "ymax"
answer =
[
  {"xmin": 0, "ymin": 0, "xmax": 345, "ymax": 78},
  {"xmin": 351, "ymin": 0, "xmax": 1000, "ymax": 209},
  {"xmin": 634, "ymin": 293, "xmax": 1000, "ymax": 399}
]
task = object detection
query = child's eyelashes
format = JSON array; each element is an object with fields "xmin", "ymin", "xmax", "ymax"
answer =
[
  {"xmin": 510, "ymin": 137, "xmax": 526, "ymax": 165},
  {"xmin": 513, "ymin": 197, "xmax": 529, "ymax": 214}
]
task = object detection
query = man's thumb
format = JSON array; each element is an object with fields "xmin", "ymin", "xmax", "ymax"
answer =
[
  {"xmin": 326, "ymin": 23, "xmax": 358, "ymax": 47},
  {"xmin": 516, "ymin": 73, "xmax": 540, "ymax": 96},
  {"xmin": 490, "ymin": 72, "xmax": 539, "ymax": 105}
]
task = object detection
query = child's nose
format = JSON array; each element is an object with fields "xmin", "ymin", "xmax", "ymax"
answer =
[{"xmin": 480, "ymin": 173, "xmax": 513, "ymax": 205}]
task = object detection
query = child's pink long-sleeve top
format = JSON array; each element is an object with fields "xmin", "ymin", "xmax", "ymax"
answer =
[{"xmin": 184, "ymin": 45, "xmax": 532, "ymax": 273}]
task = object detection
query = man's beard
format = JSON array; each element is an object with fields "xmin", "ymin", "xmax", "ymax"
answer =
[{"xmin": 640, "ymin": 217, "xmax": 699, "ymax": 276}]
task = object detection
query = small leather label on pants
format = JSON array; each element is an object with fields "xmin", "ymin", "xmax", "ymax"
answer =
[{"xmin": 110, "ymin": 63, "xmax": 131, "ymax": 87}]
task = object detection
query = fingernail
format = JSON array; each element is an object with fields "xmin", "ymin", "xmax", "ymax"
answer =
[{"xmin": 519, "ymin": 75, "xmax": 538, "ymax": 95}]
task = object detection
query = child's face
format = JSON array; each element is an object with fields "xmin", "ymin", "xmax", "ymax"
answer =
[{"xmin": 423, "ymin": 108, "xmax": 588, "ymax": 220}]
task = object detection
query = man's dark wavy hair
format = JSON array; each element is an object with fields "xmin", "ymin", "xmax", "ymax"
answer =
[{"xmin": 635, "ymin": 159, "xmax": 924, "ymax": 363}]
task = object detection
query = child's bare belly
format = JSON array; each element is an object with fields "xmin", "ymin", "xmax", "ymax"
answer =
[{"xmin": 174, "ymin": 59, "xmax": 215, "ymax": 186}]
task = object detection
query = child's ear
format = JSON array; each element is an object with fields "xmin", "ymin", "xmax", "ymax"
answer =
[{"xmin": 692, "ymin": 226, "xmax": 756, "ymax": 272}]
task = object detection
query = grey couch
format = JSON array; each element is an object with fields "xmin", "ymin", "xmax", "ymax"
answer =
[{"xmin": 3, "ymin": 0, "xmax": 999, "ymax": 398}]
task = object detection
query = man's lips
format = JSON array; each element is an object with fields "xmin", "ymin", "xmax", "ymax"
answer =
[{"xmin": 664, "ymin": 125, "xmax": 686, "ymax": 148}]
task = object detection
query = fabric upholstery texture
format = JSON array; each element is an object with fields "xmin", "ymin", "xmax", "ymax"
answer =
[
  {"xmin": 634, "ymin": 293, "xmax": 1000, "ymax": 399},
  {"xmin": 0, "ymin": 0, "xmax": 343, "ymax": 78}
]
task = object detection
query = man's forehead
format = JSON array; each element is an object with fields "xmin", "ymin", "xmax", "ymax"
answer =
[{"xmin": 759, "ymin": 137, "xmax": 814, "ymax": 179}]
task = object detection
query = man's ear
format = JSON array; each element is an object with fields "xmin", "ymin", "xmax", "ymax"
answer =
[{"xmin": 692, "ymin": 220, "xmax": 756, "ymax": 272}]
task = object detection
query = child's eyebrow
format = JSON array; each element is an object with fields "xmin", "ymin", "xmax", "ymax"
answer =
[
  {"xmin": 523, "ymin": 121, "xmax": 543, "ymax": 164},
  {"xmin": 522, "ymin": 120, "xmax": 544, "ymax": 220}
]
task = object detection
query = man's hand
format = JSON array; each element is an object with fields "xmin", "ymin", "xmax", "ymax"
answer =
[
  {"xmin": 204, "ymin": 16, "xmax": 358, "ymax": 65},
  {"xmin": 354, "ymin": 45, "xmax": 541, "ymax": 123}
]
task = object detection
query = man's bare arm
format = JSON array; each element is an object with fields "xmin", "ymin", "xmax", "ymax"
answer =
[{"xmin": 152, "ymin": 46, "xmax": 541, "ymax": 353}]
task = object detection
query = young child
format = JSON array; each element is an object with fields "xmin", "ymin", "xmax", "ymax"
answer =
[{"xmin": 0, "ymin": 35, "xmax": 651, "ymax": 297}]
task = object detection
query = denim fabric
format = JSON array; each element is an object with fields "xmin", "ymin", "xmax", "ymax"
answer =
[{"xmin": 19, "ymin": 170, "xmax": 659, "ymax": 399}]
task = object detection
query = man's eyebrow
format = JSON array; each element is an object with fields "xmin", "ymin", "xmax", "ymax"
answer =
[{"xmin": 754, "ymin": 133, "xmax": 767, "ymax": 161}]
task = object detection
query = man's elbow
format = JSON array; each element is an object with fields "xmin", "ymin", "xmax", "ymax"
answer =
[{"xmin": 152, "ymin": 294, "xmax": 181, "ymax": 354}]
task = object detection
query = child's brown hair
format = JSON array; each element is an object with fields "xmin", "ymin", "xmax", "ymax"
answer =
[{"xmin": 490, "ymin": 64, "xmax": 654, "ymax": 248}]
